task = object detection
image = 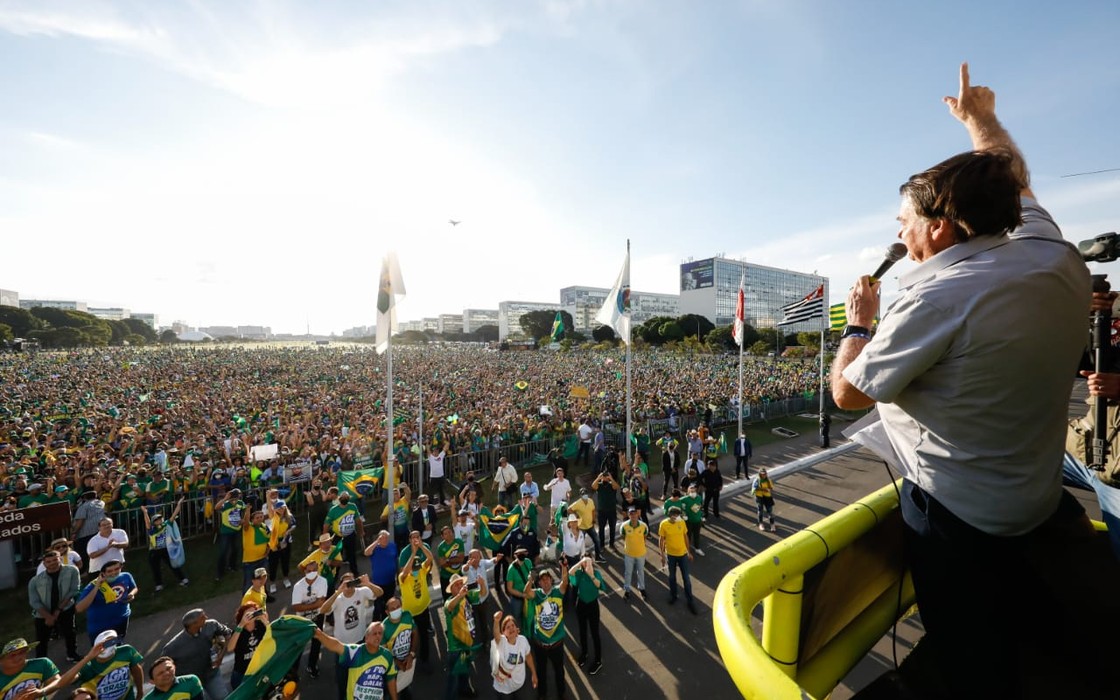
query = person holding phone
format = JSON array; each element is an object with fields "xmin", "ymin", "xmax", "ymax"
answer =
[{"xmin": 227, "ymin": 603, "xmax": 269, "ymax": 690}]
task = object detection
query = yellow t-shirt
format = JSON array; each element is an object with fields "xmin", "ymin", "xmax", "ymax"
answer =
[
  {"xmin": 399, "ymin": 561, "xmax": 432, "ymax": 617},
  {"xmin": 567, "ymin": 498, "xmax": 595, "ymax": 530},
  {"xmin": 241, "ymin": 587, "xmax": 267, "ymax": 609},
  {"xmin": 658, "ymin": 518, "xmax": 689, "ymax": 558},
  {"xmin": 243, "ymin": 524, "xmax": 270, "ymax": 562},
  {"xmin": 621, "ymin": 520, "xmax": 648, "ymax": 558}
]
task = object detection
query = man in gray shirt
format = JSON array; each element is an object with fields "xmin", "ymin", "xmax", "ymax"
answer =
[{"xmin": 161, "ymin": 608, "xmax": 233, "ymax": 700}]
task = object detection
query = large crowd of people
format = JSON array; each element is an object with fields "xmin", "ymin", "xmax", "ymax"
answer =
[{"xmin": 0, "ymin": 343, "xmax": 801, "ymax": 699}]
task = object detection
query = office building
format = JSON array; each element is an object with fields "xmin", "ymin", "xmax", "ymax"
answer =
[
  {"xmin": 438, "ymin": 314, "xmax": 464, "ymax": 334},
  {"xmin": 0, "ymin": 290, "xmax": 18, "ymax": 308},
  {"xmin": 498, "ymin": 301, "xmax": 560, "ymax": 340},
  {"xmin": 462, "ymin": 309, "xmax": 499, "ymax": 334},
  {"xmin": 560, "ymin": 286, "xmax": 680, "ymax": 332},
  {"xmin": 678, "ymin": 258, "xmax": 828, "ymax": 333},
  {"xmin": 19, "ymin": 299, "xmax": 88, "ymax": 312},
  {"xmin": 89, "ymin": 307, "xmax": 131, "ymax": 321},
  {"xmin": 131, "ymin": 313, "xmax": 158, "ymax": 329}
]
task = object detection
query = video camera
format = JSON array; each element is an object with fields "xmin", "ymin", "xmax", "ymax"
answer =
[{"xmin": 1078, "ymin": 232, "xmax": 1120, "ymax": 263}]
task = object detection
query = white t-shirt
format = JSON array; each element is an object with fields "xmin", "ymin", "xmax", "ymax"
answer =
[
  {"xmin": 87, "ymin": 529, "xmax": 129, "ymax": 573},
  {"xmin": 562, "ymin": 528, "xmax": 586, "ymax": 558},
  {"xmin": 428, "ymin": 451, "xmax": 446, "ymax": 479},
  {"xmin": 291, "ymin": 575, "xmax": 328, "ymax": 619},
  {"xmin": 492, "ymin": 635, "xmax": 532, "ymax": 694},
  {"xmin": 545, "ymin": 478, "xmax": 571, "ymax": 508},
  {"xmin": 327, "ymin": 587, "xmax": 374, "ymax": 644},
  {"xmin": 454, "ymin": 522, "xmax": 476, "ymax": 554}
]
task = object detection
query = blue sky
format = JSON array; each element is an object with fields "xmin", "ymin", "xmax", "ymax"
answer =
[{"xmin": 2, "ymin": 0, "xmax": 1119, "ymax": 334}]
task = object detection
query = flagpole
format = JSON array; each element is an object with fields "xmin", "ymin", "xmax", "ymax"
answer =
[
  {"xmin": 386, "ymin": 336, "xmax": 395, "ymax": 509},
  {"xmin": 819, "ymin": 322, "xmax": 825, "ymax": 415},
  {"xmin": 737, "ymin": 273, "xmax": 745, "ymax": 439},
  {"xmin": 418, "ymin": 383, "xmax": 425, "ymax": 495},
  {"xmin": 625, "ymin": 239, "xmax": 633, "ymax": 463}
]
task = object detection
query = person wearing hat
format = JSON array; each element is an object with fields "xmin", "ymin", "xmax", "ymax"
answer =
[
  {"xmin": 751, "ymin": 468, "xmax": 776, "ymax": 532},
  {"xmin": 443, "ymin": 572, "xmax": 485, "ymax": 698},
  {"xmin": 301, "ymin": 533, "xmax": 345, "ymax": 594},
  {"xmin": 526, "ymin": 559, "xmax": 570, "ymax": 700},
  {"xmin": 76, "ymin": 560, "xmax": 139, "ymax": 646},
  {"xmin": 18, "ymin": 482, "xmax": 49, "ymax": 509},
  {"xmin": 561, "ymin": 513, "xmax": 588, "ymax": 573},
  {"xmin": 241, "ymin": 567, "xmax": 272, "ymax": 610},
  {"xmin": 142, "ymin": 498, "xmax": 188, "ymax": 592},
  {"xmin": 213, "ymin": 489, "xmax": 245, "ymax": 582},
  {"xmin": 73, "ymin": 629, "xmax": 145, "ymax": 700},
  {"xmin": 620, "ymin": 506, "xmax": 649, "ymax": 602},
  {"xmin": 0, "ymin": 640, "xmax": 59, "ymax": 698},
  {"xmin": 658, "ymin": 506, "xmax": 697, "ymax": 615},
  {"xmin": 160, "ymin": 608, "xmax": 232, "ymax": 700},
  {"xmin": 265, "ymin": 497, "xmax": 297, "ymax": 593},
  {"xmin": 29, "ymin": 547, "xmax": 82, "ymax": 662},
  {"xmin": 313, "ymin": 620, "xmax": 398, "ymax": 700},
  {"xmin": 36, "ymin": 537, "xmax": 82, "ymax": 574}
]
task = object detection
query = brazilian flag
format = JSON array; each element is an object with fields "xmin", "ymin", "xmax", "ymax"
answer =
[
  {"xmin": 477, "ymin": 510, "xmax": 521, "ymax": 551},
  {"xmin": 550, "ymin": 312, "xmax": 565, "ymax": 342},
  {"xmin": 338, "ymin": 467, "xmax": 386, "ymax": 499},
  {"xmin": 227, "ymin": 616, "xmax": 316, "ymax": 700}
]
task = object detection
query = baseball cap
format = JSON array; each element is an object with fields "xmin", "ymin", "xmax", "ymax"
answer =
[
  {"xmin": 274, "ymin": 499, "xmax": 286, "ymax": 509},
  {"xmin": 627, "ymin": 506, "xmax": 637, "ymax": 513},
  {"xmin": 253, "ymin": 567, "xmax": 268, "ymax": 578},
  {"xmin": 94, "ymin": 630, "xmax": 119, "ymax": 658}
]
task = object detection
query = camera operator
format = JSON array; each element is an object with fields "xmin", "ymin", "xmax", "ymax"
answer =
[
  {"xmin": 831, "ymin": 63, "xmax": 1120, "ymax": 697},
  {"xmin": 591, "ymin": 466, "xmax": 620, "ymax": 549},
  {"xmin": 1063, "ymin": 289, "xmax": 1120, "ymax": 558}
]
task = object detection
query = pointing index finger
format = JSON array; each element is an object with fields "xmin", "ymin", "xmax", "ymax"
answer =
[{"xmin": 959, "ymin": 62, "xmax": 970, "ymax": 98}]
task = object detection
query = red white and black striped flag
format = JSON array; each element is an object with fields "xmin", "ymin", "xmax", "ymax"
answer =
[{"xmin": 777, "ymin": 285, "xmax": 824, "ymax": 327}]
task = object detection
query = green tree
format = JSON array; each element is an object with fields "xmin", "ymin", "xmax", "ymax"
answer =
[
  {"xmin": 159, "ymin": 329, "xmax": 179, "ymax": 344},
  {"xmin": 705, "ymin": 325, "xmax": 735, "ymax": 352},
  {"xmin": 658, "ymin": 320, "xmax": 685, "ymax": 342},
  {"xmin": 796, "ymin": 331, "xmax": 822, "ymax": 352},
  {"xmin": 122, "ymin": 318, "xmax": 158, "ymax": 342},
  {"xmin": 125, "ymin": 334, "xmax": 147, "ymax": 346},
  {"xmin": 756, "ymin": 327, "xmax": 779, "ymax": 351},
  {"xmin": 80, "ymin": 322, "xmax": 112, "ymax": 346},
  {"xmin": 0, "ymin": 307, "xmax": 44, "ymax": 337},
  {"xmin": 29, "ymin": 327, "xmax": 85, "ymax": 348},
  {"xmin": 518, "ymin": 310, "xmax": 574, "ymax": 341},
  {"xmin": 591, "ymin": 325, "xmax": 616, "ymax": 343},
  {"xmin": 473, "ymin": 325, "xmax": 499, "ymax": 343},
  {"xmin": 0, "ymin": 323, "xmax": 12, "ymax": 344},
  {"xmin": 677, "ymin": 313, "xmax": 715, "ymax": 341},
  {"xmin": 749, "ymin": 340, "xmax": 771, "ymax": 356},
  {"xmin": 106, "ymin": 320, "xmax": 130, "ymax": 345},
  {"xmin": 637, "ymin": 316, "xmax": 675, "ymax": 344}
]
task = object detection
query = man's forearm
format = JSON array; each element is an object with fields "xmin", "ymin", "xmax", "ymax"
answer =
[
  {"xmin": 963, "ymin": 115, "xmax": 1029, "ymax": 187},
  {"xmin": 831, "ymin": 338, "xmax": 875, "ymax": 410}
]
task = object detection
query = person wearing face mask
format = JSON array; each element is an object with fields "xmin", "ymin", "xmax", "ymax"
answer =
[
  {"xmin": 567, "ymin": 489, "xmax": 603, "ymax": 563},
  {"xmin": 681, "ymin": 484, "xmax": 705, "ymax": 556},
  {"xmin": 291, "ymin": 560, "xmax": 328, "ymax": 680},
  {"xmin": 73, "ymin": 630, "xmax": 145, "ymax": 700},
  {"xmin": 381, "ymin": 597, "xmax": 417, "ymax": 699},
  {"xmin": 506, "ymin": 516, "xmax": 540, "ymax": 563},
  {"xmin": 76, "ymin": 562, "xmax": 138, "ymax": 646},
  {"xmin": 658, "ymin": 506, "xmax": 697, "ymax": 615}
]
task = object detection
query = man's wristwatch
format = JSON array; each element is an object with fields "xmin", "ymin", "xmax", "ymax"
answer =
[{"xmin": 840, "ymin": 325, "xmax": 872, "ymax": 340}]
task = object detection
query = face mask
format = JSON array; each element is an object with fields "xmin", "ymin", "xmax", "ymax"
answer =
[
  {"xmin": 581, "ymin": 495, "xmax": 589, "ymax": 501},
  {"xmin": 388, "ymin": 609, "xmax": 402, "ymax": 622},
  {"xmin": 306, "ymin": 571, "xmax": 319, "ymax": 582}
]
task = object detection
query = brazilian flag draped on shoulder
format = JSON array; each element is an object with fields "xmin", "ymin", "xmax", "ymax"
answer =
[
  {"xmin": 338, "ymin": 467, "xmax": 385, "ymax": 499},
  {"xmin": 477, "ymin": 508, "xmax": 521, "ymax": 551},
  {"xmin": 227, "ymin": 616, "xmax": 316, "ymax": 700}
]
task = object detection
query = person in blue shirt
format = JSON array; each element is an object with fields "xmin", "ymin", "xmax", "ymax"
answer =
[{"xmin": 75, "ymin": 561, "xmax": 138, "ymax": 646}]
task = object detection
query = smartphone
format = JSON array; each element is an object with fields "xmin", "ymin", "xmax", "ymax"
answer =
[{"xmin": 251, "ymin": 609, "xmax": 266, "ymax": 619}]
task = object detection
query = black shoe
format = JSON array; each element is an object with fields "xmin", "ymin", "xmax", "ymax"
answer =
[
  {"xmin": 589, "ymin": 661, "xmax": 602, "ymax": 676},
  {"xmin": 623, "ymin": 591, "xmax": 631, "ymax": 601},
  {"xmin": 668, "ymin": 595, "xmax": 678, "ymax": 605},
  {"xmin": 640, "ymin": 589, "xmax": 649, "ymax": 601},
  {"xmin": 306, "ymin": 666, "xmax": 319, "ymax": 679},
  {"xmin": 266, "ymin": 594, "xmax": 276, "ymax": 604},
  {"xmin": 577, "ymin": 656, "xmax": 587, "ymax": 668},
  {"xmin": 687, "ymin": 600, "xmax": 698, "ymax": 615}
]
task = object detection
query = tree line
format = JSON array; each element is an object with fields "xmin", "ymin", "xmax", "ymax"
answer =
[{"xmin": 0, "ymin": 306, "xmax": 173, "ymax": 348}]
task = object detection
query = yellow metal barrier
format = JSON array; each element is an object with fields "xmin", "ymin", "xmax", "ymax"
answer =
[{"xmin": 712, "ymin": 481, "xmax": 914, "ymax": 700}]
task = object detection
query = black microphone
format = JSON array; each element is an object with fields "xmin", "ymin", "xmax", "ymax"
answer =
[{"xmin": 870, "ymin": 243, "xmax": 908, "ymax": 282}]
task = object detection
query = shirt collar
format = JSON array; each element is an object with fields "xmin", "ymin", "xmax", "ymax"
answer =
[{"xmin": 897, "ymin": 234, "xmax": 1010, "ymax": 291}]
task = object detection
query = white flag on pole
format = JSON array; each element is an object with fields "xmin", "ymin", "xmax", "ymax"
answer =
[
  {"xmin": 375, "ymin": 252, "xmax": 406, "ymax": 354},
  {"xmin": 733, "ymin": 273, "xmax": 746, "ymax": 347},
  {"xmin": 596, "ymin": 248, "xmax": 631, "ymax": 344}
]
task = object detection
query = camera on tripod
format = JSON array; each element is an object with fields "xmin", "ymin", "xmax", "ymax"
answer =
[{"xmin": 1078, "ymin": 232, "xmax": 1120, "ymax": 263}]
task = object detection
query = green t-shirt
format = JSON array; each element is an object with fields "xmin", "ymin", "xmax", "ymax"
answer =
[
  {"xmin": 77, "ymin": 643, "xmax": 144, "ymax": 700},
  {"xmin": 142, "ymin": 674, "xmax": 203, "ymax": 700},
  {"xmin": 530, "ymin": 587, "xmax": 566, "ymax": 644},
  {"xmin": 663, "ymin": 497, "xmax": 684, "ymax": 519},
  {"xmin": 505, "ymin": 560, "xmax": 533, "ymax": 595},
  {"xmin": 681, "ymin": 494, "xmax": 704, "ymax": 524},
  {"xmin": 437, "ymin": 538, "xmax": 465, "ymax": 579},
  {"xmin": 568, "ymin": 569, "xmax": 609, "ymax": 604},
  {"xmin": 339, "ymin": 644, "xmax": 397, "ymax": 700},
  {"xmin": 444, "ymin": 592, "xmax": 481, "ymax": 652},
  {"xmin": 218, "ymin": 501, "xmax": 245, "ymax": 534},
  {"xmin": 381, "ymin": 611, "xmax": 416, "ymax": 662},
  {"xmin": 326, "ymin": 502, "xmax": 361, "ymax": 537},
  {"xmin": 0, "ymin": 657, "xmax": 59, "ymax": 698},
  {"xmin": 17, "ymin": 493, "xmax": 50, "ymax": 508},
  {"xmin": 145, "ymin": 479, "xmax": 171, "ymax": 504}
]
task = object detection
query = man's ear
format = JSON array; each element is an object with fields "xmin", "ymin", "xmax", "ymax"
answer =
[{"xmin": 930, "ymin": 217, "xmax": 962, "ymax": 246}]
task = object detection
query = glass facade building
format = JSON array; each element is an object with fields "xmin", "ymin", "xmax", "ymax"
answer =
[
  {"xmin": 679, "ymin": 258, "xmax": 828, "ymax": 333},
  {"xmin": 561, "ymin": 285, "xmax": 680, "ymax": 332}
]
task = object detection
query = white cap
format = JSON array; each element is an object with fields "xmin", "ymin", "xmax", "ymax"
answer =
[{"xmin": 94, "ymin": 630, "xmax": 118, "ymax": 658}]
